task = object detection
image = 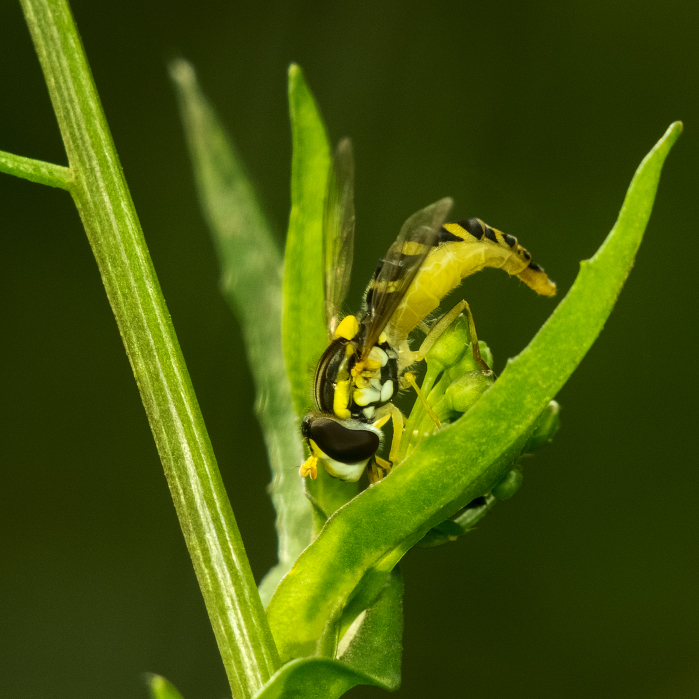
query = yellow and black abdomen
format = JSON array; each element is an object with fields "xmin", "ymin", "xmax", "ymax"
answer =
[{"xmin": 387, "ymin": 218, "xmax": 556, "ymax": 343}]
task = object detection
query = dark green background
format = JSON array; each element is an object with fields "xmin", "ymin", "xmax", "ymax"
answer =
[{"xmin": 1, "ymin": 1, "xmax": 697, "ymax": 698}]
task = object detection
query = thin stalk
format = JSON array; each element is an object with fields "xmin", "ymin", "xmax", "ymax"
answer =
[
  {"xmin": 18, "ymin": 0, "xmax": 279, "ymax": 696},
  {"xmin": 0, "ymin": 149, "xmax": 72, "ymax": 188}
]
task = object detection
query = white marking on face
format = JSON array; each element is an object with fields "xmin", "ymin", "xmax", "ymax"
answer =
[
  {"xmin": 369, "ymin": 346, "xmax": 389, "ymax": 367},
  {"xmin": 321, "ymin": 456, "xmax": 369, "ymax": 482},
  {"xmin": 355, "ymin": 375, "xmax": 370, "ymax": 388},
  {"xmin": 354, "ymin": 387, "xmax": 381, "ymax": 406},
  {"xmin": 380, "ymin": 379, "xmax": 394, "ymax": 403}
]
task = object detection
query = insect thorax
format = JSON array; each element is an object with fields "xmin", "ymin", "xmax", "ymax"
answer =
[{"xmin": 314, "ymin": 322, "xmax": 398, "ymax": 423}]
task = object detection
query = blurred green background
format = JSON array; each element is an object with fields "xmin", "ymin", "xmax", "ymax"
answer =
[{"xmin": 1, "ymin": 1, "xmax": 697, "ymax": 698}]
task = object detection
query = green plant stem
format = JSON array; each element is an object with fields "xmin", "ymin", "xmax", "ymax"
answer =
[
  {"xmin": 0, "ymin": 149, "xmax": 72, "ymax": 188},
  {"xmin": 18, "ymin": 0, "xmax": 279, "ymax": 695},
  {"xmin": 169, "ymin": 59, "xmax": 312, "ymax": 606}
]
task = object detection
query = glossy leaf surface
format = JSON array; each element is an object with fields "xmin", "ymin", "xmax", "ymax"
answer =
[
  {"xmin": 283, "ymin": 63, "xmax": 332, "ymax": 417},
  {"xmin": 267, "ymin": 123, "xmax": 682, "ymax": 661},
  {"xmin": 283, "ymin": 64, "xmax": 358, "ymax": 522}
]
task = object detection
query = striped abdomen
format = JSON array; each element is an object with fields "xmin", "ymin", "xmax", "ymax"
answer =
[{"xmin": 387, "ymin": 218, "xmax": 556, "ymax": 343}]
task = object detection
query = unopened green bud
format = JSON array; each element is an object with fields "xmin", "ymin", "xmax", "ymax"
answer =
[
  {"xmin": 416, "ymin": 495, "xmax": 494, "ymax": 548},
  {"xmin": 416, "ymin": 519, "xmax": 464, "ymax": 547},
  {"xmin": 446, "ymin": 340, "xmax": 494, "ymax": 380},
  {"xmin": 443, "ymin": 370, "xmax": 495, "ymax": 413},
  {"xmin": 478, "ymin": 341, "xmax": 494, "ymax": 370},
  {"xmin": 524, "ymin": 400, "xmax": 561, "ymax": 453},
  {"xmin": 491, "ymin": 468, "xmax": 523, "ymax": 501},
  {"xmin": 425, "ymin": 315, "xmax": 471, "ymax": 372}
]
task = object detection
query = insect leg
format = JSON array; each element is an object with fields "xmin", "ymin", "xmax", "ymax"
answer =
[
  {"xmin": 404, "ymin": 371, "xmax": 442, "ymax": 429},
  {"xmin": 367, "ymin": 405, "xmax": 406, "ymax": 484},
  {"xmin": 458, "ymin": 300, "xmax": 491, "ymax": 372},
  {"xmin": 387, "ymin": 403, "xmax": 405, "ymax": 464},
  {"xmin": 413, "ymin": 300, "xmax": 469, "ymax": 361},
  {"xmin": 414, "ymin": 300, "xmax": 491, "ymax": 372},
  {"xmin": 367, "ymin": 456, "xmax": 391, "ymax": 484}
]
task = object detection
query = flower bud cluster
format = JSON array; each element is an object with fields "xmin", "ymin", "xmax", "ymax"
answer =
[
  {"xmin": 407, "ymin": 313, "xmax": 560, "ymax": 548},
  {"xmin": 419, "ymin": 315, "xmax": 495, "ymax": 433}
]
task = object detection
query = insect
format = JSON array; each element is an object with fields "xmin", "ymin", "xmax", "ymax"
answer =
[{"xmin": 300, "ymin": 138, "xmax": 556, "ymax": 484}]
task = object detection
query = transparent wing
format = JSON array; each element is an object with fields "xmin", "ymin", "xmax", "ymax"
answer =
[
  {"xmin": 323, "ymin": 138, "xmax": 356, "ymax": 339},
  {"xmin": 361, "ymin": 197, "xmax": 453, "ymax": 357}
]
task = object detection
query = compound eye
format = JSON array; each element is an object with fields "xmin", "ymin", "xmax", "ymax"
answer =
[{"xmin": 309, "ymin": 418, "xmax": 379, "ymax": 464}]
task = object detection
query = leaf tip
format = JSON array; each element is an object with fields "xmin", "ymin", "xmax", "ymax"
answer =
[
  {"xmin": 645, "ymin": 121, "xmax": 682, "ymax": 165},
  {"xmin": 663, "ymin": 120, "xmax": 683, "ymax": 147},
  {"xmin": 144, "ymin": 673, "xmax": 185, "ymax": 699},
  {"xmin": 288, "ymin": 62, "xmax": 302, "ymax": 84},
  {"xmin": 168, "ymin": 57, "xmax": 196, "ymax": 90},
  {"xmin": 288, "ymin": 63, "xmax": 314, "ymax": 104}
]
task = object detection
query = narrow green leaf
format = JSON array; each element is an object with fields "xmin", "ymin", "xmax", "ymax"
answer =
[
  {"xmin": 146, "ymin": 674, "xmax": 186, "ymax": 699},
  {"xmin": 336, "ymin": 566, "xmax": 403, "ymax": 689},
  {"xmin": 169, "ymin": 59, "xmax": 312, "ymax": 606},
  {"xmin": 267, "ymin": 122, "xmax": 682, "ymax": 660},
  {"xmin": 283, "ymin": 64, "xmax": 357, "ymax": 522},
  {"xmin": 0, "ymin": 149, "xmax": 72, "ymax": 189},
  {"xmin": 18, "ymin": 1, "xmax": 280, "ymax": 695},
  {"xmin": 253, "ymin": 569, "xmax": 403, "ymax": 699},
  {"xmin": 252, "ymin": 658, "xmax": 363, "ymax": 699},
  {"xmin": 283, "ymin": 63, "xmax": 331, "ymax": 416}
]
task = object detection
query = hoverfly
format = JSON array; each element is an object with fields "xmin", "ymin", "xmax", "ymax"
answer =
[{"xmin": 300, "ymin": 138, "xmax": 556, "ymax": 484}]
